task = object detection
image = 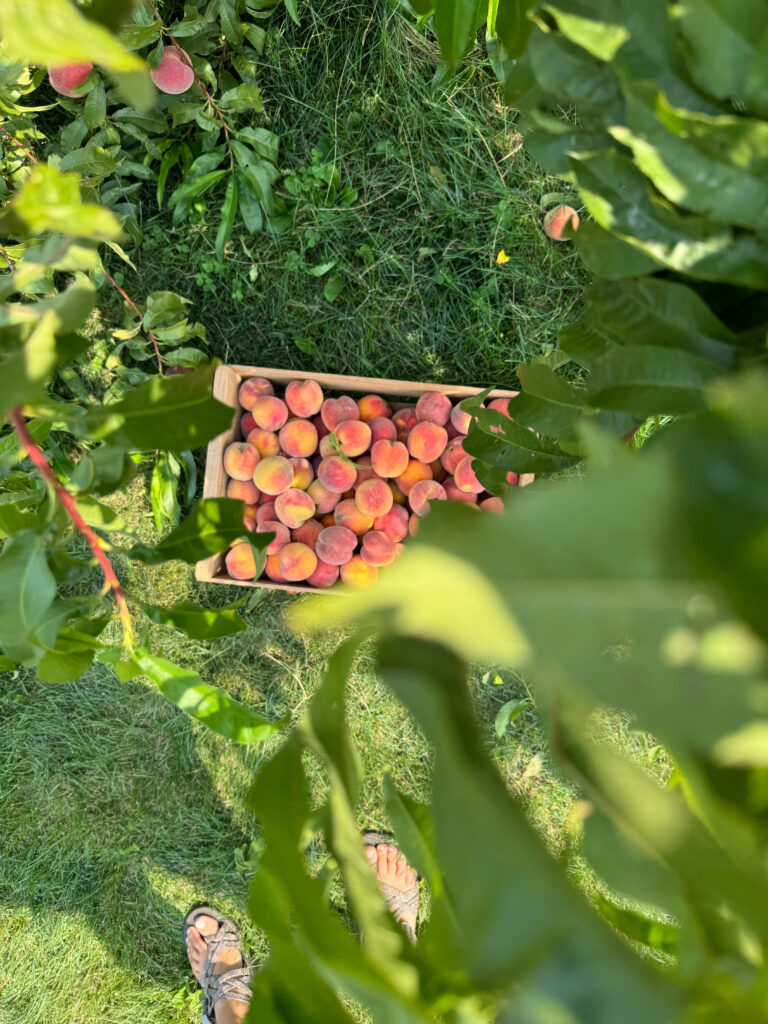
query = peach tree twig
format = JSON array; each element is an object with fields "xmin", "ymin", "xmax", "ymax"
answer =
[
  {"xmin": 9, "ymin": 407, "xmax": 136, "ymax": 649},
  {"xmin": 100, "ymin": 264, "xmax": 163, "ymax": 374},
  {"xmin": 0, "ymin": 123, "xmax": 38, "ymax": 164}
]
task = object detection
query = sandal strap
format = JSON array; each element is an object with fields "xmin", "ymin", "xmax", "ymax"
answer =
[
  {"xmin": 379, "ymin": 879, "xmax": 420, "ymax": 917},
  {"xmin": 207, "ymin": 966, "xmax": 253, "ymax": 1011}
]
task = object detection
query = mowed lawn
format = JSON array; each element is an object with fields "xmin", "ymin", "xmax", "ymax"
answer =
[{"xmin": 0, "ymin": 3, "xmax": 636, "ymax": 1022}]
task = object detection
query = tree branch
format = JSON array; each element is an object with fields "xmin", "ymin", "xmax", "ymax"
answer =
[
  {"xmin": 9, "ymin": 408, "xmax": 135, "ymax": 648},
  {"xmin": 0, "ymin": 124, "xmax": 38, "ymax": 164},
  {"xmin": 100, "ymin": 264, "xmax": 163, "ymax": 375}
]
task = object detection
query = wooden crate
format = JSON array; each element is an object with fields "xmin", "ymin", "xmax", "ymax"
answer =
[{"xmin": 196, "ymin": 365, "xmax": 531, "ymax": 594}]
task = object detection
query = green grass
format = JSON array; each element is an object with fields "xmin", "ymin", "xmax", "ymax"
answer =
[
  {"xmin": 108, "ymin": 0, "xmax": 587, "ymax": 386},
  {"xmin": 1, "ymin": 4, "xmax": 636, "ymax": 1022}
]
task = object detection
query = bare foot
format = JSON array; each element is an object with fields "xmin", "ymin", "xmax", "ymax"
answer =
[
  {"xmin": 185, "ymin": 915, "xmax": 248, "ymax": 1024},
  {"xmin": 365, "ymin": 843, "xmax": 418, "ymax": 933}
]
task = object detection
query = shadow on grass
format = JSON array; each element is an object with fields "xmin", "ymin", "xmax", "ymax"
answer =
[{"xmin": 0, "ymin": 663, "xmax": 265, "ymax": 989}]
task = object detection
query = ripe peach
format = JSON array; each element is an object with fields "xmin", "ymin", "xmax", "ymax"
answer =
[
  {"xmin": 334, "ymin": 498, "xmax": 374, "ymax": 536},
  {"xmin": 543, "ymin": 204, "xmax": 579, "ymax": 241},
  {"xmin": 368, "ymin": 416, "xmax": 397, "ymax": 444},
  {"xmin": 360, "ymin": 530, "xmax": 396, "ymax": 567},
  {"xmin": 316, "ymin": 525, "xmax": 357, "ymax": 565},
  {"xmin": 334, "ymin": 419, "xmax": 372, "ymax": 457},
  {"xmin": 289, "ymin": 457, "xmax": 314, "ymax": 490},
  {"xmin": 317, "ymin": 455, "xmax": 357, "ymax": 494},
  {"xmin": 252, "ymin": 455, "xmax": 295, "ymax": 495},
  {"xmin": 279, "ymin": 419, "xmax": 318, "ymax": 458},
  {"xmin": 507, "ymin": 472, "xmax": 520, "ymax": 486},
  {"xmin": 408, "ymin": 421, "xmax": 448, "ymax": 464},
  {"xmin": 306, "ymin": 559, "xmax": 340, "ymax": 588},
  {"xmin": 224, "ymin": 442, "xmax": 259, "ymax": 481},
  {"xmin": 374, "ymin": 504, "xmax": 409, "ymax": 543},
  {"xmin": 278, "ymin": 542, "xmax": 317, "ymax": 582},
  {"xmin": 256, "ymin": 501, "xmax": 277, "ymax": 525},
  {"xmin": 285, "ymin": 379, "xmax": 324, "ymax": 417},
  {"xmin": 241, "ymin": 412, "xmax": 256, "ymax": 436},
  {"xmin": 441, "ymin": 437, "xmax": 467, "ymax": 475},
  {"xmin": 416, "ymin": 391, "xmax": 452, "ymax": 426},
  {"xmin": 392, "ymin": 407, "xmax": 417, "ymax": 442},
  {"xmin": 445, "ymin": 420, "xmax": 460, "ymax": 440},
  {"xmin": 355, "ymin": 477, "xmax": 393, "ymax": 518},
  {"xmin": 263, "ymin": 553, "xmax": 286, "ymax": 583},
  {"xmin": 408, "ymin": 514, "xmax": 420, "ymax": 536},
  {"xmin": 488, "ymin": 397, "xmax": 515, "ymax": 418},
  {"xmin": 321, "ymin": 396, "xmax": 359, "ymax": 431},
  {"xmin": 49, "ymin": 63, "xmax": 93, "ymax": 97},
  {"xmin": 275, "ymin": 488, "xmax": 315, "ymax": 529},
  {"xmin": 292, "ymin": 518, "xmax": 323, "ymax": 549},
  {"xmin": 252, "ymin": 395, "xmax": 289, "ymax": 432},
  {"xmin": 225, "ymin": 542, "xmax": 257, "ymax": 580},
  {"xmin": 395, "ymin": 459, "xmax": 432, "ymax": 496},
  {"xmin": 450, "ymin": 400, "xmax": 478, "ymax": 435},
  {"xmin": 320, "ymin": 513, "xmax": 336, "ymax": 527},
  {"xmin": 357, "ymin": 394, "xmax": 391, "ymax": 422},
  {"xmin": 256, "ymin": 520, "xmax": 290, "ymax": 554},
  {"xmin": 371, "ymin": 439, "xmax": 409, "ymax": 479},
  {"xmin": 480, "ymin": 496, "xmax": 504, "ymax": 513},
  {"xmin": 151, "ymin": 46, "xmax": 195, "ymax": 95},
  {"xmin": 227, "ymin": 478, "xmax": 260, "ymax": 504},
  {"xmin": 444, "ymin": 479, "xmax": 478, "ymax": 504},
  {"xmin": 239, "ymin": 377, "xmax": 274, "ymax": 409},
  {"xmin": 307, "ymin": 478, "xmax": 340, "ymax": 514},
  {"xmin": 247, "ymin": 428, "xmax": 280, "ymax": 458},
  {"xmin": 454, "ymin": 455, "xmax": 484, "ymax": 494},
  {"xmin": 410, "ymin": 479, "xmax": 447, "ymax": 517},
  {"xmin": 341, "ymin": 555, "xmax": 378, "ymax": 588}
]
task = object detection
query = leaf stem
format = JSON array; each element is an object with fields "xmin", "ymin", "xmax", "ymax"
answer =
[
  {"xmin": 0, "ymin": 124, "xmax": 38, "ymax": 164},
  {"xmin": 100, "ymin": 263, "xmax": 163, "ymax": 375},
  {"xmin": 8, "ymin": 408, "xmax": 135, "ymax": 649}
]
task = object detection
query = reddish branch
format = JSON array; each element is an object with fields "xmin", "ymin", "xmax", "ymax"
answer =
[
  {"xmin": 144, "ymin": 0, "xmax": 233, "ymax": 164},
  {"xmin": 9, "ymin": 408, "xmax": 135, "ymax": 648},
  {"xmin": 0, "ymin": 124, "xmax": 37, "ymax": 164},
  {"xmin": 100, "ymin": 264, "xmax": 163, "ymax": 374}
]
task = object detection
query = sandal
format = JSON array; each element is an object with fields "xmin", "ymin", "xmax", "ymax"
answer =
[
  {"xmin": 362, "ymin": 830, "xmax": 419, "ymax": 943},
  {"xmin": 183, "ymin": 904, "xmax": 253, "ymax": 1023}
]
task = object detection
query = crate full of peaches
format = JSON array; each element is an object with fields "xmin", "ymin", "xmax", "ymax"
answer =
[{"xmin": 222, "ymin": 376, "xmax": 519, "ymax": 590}]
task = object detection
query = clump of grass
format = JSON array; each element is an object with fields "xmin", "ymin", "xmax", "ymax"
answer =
[{"xmin": 112, "ymin": 0, "xmax": 586, "ymax": 386}]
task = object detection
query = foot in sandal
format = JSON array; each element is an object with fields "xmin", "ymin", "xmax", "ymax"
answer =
[
  {"xmin": 363, "ymin": 834, "xmax": 419, "ymax": 942},
  {"xmin": 184, "ymin": 906, "xmax": 252, "ymax": 1024}
]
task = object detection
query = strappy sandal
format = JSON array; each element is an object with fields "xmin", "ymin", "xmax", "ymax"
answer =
[
  {"xmin": 183, "ymin": 904, "xmax": 253, "ymax": 1023},
  {"xmin": 362, "ymin": 830, "xmax": 420, "ymax": 944}
]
